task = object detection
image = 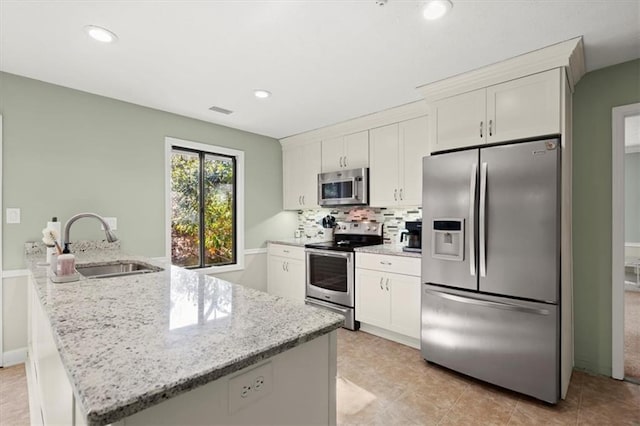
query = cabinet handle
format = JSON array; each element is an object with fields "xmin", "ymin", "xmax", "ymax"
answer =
[
  {"xmin": 379, "ymin": 277, "xmax": 384, "ymax": 290},
  {"xmin": 385, "ymin": 278, "xmax": 389, "ymax": 291},
  {"xmin": 283, "ymin": 249, "xmax": 289, "ymax": 253},
  {"xmin": 489, "ymin": 119, "xmax": 493, "ymax": 137},
  {"xmin": 298, "ymin": 195, "xmax": 302, "ymax": 205},
  {"xmin": 399, "ymin": 188, "xmax": 403, "ymax": 200},
  {"xmin": 339, "ymin": 156, "xmax": 343, "ymax": 168},
  {"xmin": 480, "ymin": 121, "xmax": 483, "ymax": 138},
  {"xmin": 394, "ymin": 189, "xmax": 398, "ymax": 201},
  {"xmin": 344, "ymin": 156, "xmax": 347, "ymax": 167},
  {"xmin": 282, "ymin": 262, "xmax": 286, "ymax": 271},
  {"xmin": 285, "ymin": 261, "xmax": 289, "ymax": 272},
  {"xmin": 302, "ymin": 195, "xmax": 305, "ymax": 205},
  {"xmin": 379, "ymin": 261, "xmax": 392, "ymax": 266}
]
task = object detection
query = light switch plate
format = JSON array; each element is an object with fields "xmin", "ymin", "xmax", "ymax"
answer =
[
  {"xmin": 100, "ymin": 217, "xmax": 117, "ymax": 230},
  {"xmin": 6, "ymin": 208, "xmax": 21, "ymax": 224}
]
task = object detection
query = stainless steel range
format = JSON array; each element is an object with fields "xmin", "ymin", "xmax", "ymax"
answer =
[{"xmin": 305, "ymin": 221, "xmax": 383, "ymax": 330}]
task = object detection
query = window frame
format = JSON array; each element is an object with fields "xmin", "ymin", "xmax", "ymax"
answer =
[{"xmin": 165, "ymin": 136, "xmax": 245, "ymax": 274}]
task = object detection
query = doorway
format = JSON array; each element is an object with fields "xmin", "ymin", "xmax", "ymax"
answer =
[{"xmin": 612, "ymin": 103, "xmax": 640, "ymax": 382}]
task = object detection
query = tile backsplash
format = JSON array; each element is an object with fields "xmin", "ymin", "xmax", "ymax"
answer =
[{"xmin": 297, "ymin": 207, "xmax": 422, "ymax": 244}]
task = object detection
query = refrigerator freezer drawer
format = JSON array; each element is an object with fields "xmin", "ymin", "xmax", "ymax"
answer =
[{"xmin": 421, "ymin": 285, "xmax": 559, "ymax": 403}]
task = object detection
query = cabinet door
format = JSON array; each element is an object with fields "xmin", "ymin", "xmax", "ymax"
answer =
[
  {"xmin": 283, "ymin": 147, "xmax": 302, "ymax": 210},
  {"xmin": 321, "ymin": 135, "xmax": 345, "ymax": 172},
  {"xmin": 267, "ymin": 255, "xmax": 288, "ymax": 298},
  {"xmin": 369, "ymin": 124, "xmax": 400, "ymax": 207},
  {"xmin": 343, "ymin": 130, "xmax": 369, "ymax": 169},
  {"xmin": 286, "ymin": 258, "xmax": 306, "ymax": 303},
  {"xmin": 301, "ymin": 141, "xmax": 321, "ymax": 208},
  {"xmin": 399, "ymin": 116, "xmax": 429, "ymax": 206},
  {"xmin": 389, "ymin": 273, "xmax": 421, "ymax": 339},
  {"xmin": 431, "ymin": 88, "xmax": 486, "ymax": 152},
  {"xmin": 34, "ymin": 294, "xmax": 74, "ymax": 425},
  {"xmin": 486, "ymin": 69, "xmax": 561, "ymax": 144},
  {"xmin": 355, "ymin": 269, "xmax": 390, "ymax": 327}
]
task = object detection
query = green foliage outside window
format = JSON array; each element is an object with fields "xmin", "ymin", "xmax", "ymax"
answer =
[{"xmin": 171, "ymin": 150, "xmax": 234, "ymax": 267}]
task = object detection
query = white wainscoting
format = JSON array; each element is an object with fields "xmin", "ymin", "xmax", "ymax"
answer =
[{"xmin": 1, "ymin": 270, "xmax": 29, "ymax": 366}]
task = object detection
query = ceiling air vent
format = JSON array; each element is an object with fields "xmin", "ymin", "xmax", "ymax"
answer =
[{"xmin": 208, "ymin": 105, "xmax": 234, "ymax": 115}]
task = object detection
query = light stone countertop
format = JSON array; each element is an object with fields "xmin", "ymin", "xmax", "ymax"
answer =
[
  {"xmin": 354, "ymin": 244, "xmax": 422, "ymax": 258},
  {"xmin": 267, "ymin": 236, "xmax": 331, "ymax": 247},
  {"xmin": 25, "ymin": 243, "xmax": 343, "ymax": 426}
]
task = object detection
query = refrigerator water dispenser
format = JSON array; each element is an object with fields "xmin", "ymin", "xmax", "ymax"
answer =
[{"xmin": 431, "ymin": 219, "xmax": 464, "ymax": 261}]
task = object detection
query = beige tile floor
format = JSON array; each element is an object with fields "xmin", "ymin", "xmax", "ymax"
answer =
[
  {"xmin": 0, "ymin": 363, "xmax": 30, "ymax": 426},
  {"xmin": 337, "ymin": 329, "xmax": 640, "ymax": 425},
  {"xmin": 0, "ymin": 331, "xmax": 638, "ymax": 426}
]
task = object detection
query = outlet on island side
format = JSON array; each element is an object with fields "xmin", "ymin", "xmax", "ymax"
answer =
[{"xmin": 228, "ymin": 362, "xmax": 273, "ymax": 414}]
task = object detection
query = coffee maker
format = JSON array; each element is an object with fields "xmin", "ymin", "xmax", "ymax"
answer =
[{"xmin": 400, "ymin": 221, "xmax": 422, "ymax": 253}]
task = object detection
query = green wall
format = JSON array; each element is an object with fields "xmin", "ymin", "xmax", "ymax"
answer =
[
  {"xmin": 0, "ymin": 72, "xmax": 295, "ymax": 270},
  {"xmin": 625, "ymin": 152, "xmax": 640, "ymax": 243},
  {"xmin": 573, "ymin": 58, "xmax": 640, "ymax": 375}
]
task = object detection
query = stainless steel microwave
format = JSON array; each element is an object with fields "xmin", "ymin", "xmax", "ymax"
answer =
[{"xmin": 318, "ymin": 167, "xmax": 369, "ymax": 207}]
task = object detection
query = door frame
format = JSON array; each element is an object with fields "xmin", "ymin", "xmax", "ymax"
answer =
[
  {"xmin": 0, "ymin": 115, "xmax": 3, "ymax": 366},
  {"xmin": 611, "ymin": 102, "xmax": 640, "ymax": 380}
]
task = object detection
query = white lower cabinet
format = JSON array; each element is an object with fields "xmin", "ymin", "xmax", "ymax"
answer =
[
  {"xmin": 267, "ymin": 244, "xmax": 306, "ymax": 302},
  {"xmin": 28, "ymin": 275, "xmax": 77, "ymax": 426},
  {"xmin": 355, "ymin": 253, "xmax": 421, "ymax": 342}
]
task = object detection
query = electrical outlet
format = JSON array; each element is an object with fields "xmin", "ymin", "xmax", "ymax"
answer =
[
  {"xmin": 254, "ymin": 376, "xmax": 265, "ymax": 391},
  {"xmin": 228, "ymin": 362, "xmax": 273, "ymax": 414},
  {"xmin": 100, "ymin": 217, "xmax": 117, "ymax": 230}
]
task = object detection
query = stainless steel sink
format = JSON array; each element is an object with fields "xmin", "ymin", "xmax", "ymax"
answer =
[{"xmin": 76, "ymin": 261, "xmax": 163, "ymax": 279}]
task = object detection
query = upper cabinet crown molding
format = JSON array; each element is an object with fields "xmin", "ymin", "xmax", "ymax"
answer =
[
  {"xmin": 417, "ymin": 37, "xmax": 585, "ymax": 103},
  {"xmin": 280, "ymin": 100, "xmax": 428, "ymax": 148}
]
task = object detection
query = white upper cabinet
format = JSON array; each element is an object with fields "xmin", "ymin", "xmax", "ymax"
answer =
[
  {"xmin": 399, "ymin": 116, "xmax": 430, "ymax": 206},
  {"xmin": 430, "ymin": 69, "xmax": 561, "ymax": 152},
  {"xmin": 321, "ymin": 130, "xmax": 369, "ymax": 172},
  {"xmin": 430, "ymin": 88, "xmax": 486, "ymax": 152},
  {"xmin": 486, "ymin": 69, "xmax": 561, "ymax": 143},
  {"xmin": 283, "ymin": 141, "xmax": 321, "ymax": 210},
  {"xmin": 369, "ymin": 123, "xmax": 400, "ymax": 207},
  {"xmin": 370, "ymin": 116, "xmax": 429, "ymax": 207}
]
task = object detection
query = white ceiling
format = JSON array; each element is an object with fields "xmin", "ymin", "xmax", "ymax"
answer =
[{"xmin": 1, "ymin": 1, "xmax": 639, "ymax": 140}]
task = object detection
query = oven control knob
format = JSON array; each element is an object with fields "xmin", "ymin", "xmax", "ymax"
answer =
[{"xmin": 371, "ymin": 226, "xmax": 377, "ymax": 231}]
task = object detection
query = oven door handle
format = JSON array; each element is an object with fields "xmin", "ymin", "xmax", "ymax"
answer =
[{"xmin": 305, "ymin": 248, "xmax": 354, "ymax": 259}]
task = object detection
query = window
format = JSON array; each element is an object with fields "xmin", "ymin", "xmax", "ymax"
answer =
[{"xmin": 166, "ymin": 137, "xmax": 244, "ymax": 272}]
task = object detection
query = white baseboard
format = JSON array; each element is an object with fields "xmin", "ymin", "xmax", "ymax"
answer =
[
  {"xmin": 3, "ymin": 347, "xmax": 27, "ymax": 367},
  {"xmin": 359, "ymin": 324, "xmax": 420, "ymax": 350}
]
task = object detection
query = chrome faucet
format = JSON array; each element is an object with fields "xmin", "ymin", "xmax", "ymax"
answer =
[{"xmin": 62, "ymin": 213, "xmax": 118, "ymax": 253}]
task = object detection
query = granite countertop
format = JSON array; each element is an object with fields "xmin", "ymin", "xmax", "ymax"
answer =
[
  {"xmin": 267, "ymin": 236, "xmax": 331, "ymax": 247},
  {"xmin": 354, "ymin": 244, "xmax": 422, "ymax": 258},
  {"xmin": 25, "ymin": 243, "xmax": 343, "ymax": 426}
]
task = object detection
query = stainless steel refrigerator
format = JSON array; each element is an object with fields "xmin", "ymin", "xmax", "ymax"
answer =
[{"xmin": 421, "ymin": 138, "xmax": 560, "ymax": 403}]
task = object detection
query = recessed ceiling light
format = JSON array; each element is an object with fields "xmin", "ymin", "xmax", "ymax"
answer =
[
  {"xmin": 254, "ymin": 89, "xmax": 272, "ymax": 99},
  {"xmin": 423, "ymin": 0, "xmax": 453, "ymax": 20},
  {"xmin": 84, "ymin": 25, "xmax": 118, "ymax": 43}
]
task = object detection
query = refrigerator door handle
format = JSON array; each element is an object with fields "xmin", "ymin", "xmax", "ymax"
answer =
[
  {"xmin": 479, "ymin": 162, "xmax": 488, "ymax": 277},
  {"xmin": 469, "ymin": 163, "xmax": 477, "ymax": 276},
  {"xmin": 423, "ymin": 289, "xmax": 550, "ymax": 316}
]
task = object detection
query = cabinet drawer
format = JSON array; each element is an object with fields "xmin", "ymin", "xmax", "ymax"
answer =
[
  {"xmin": 356, "ymin": 252, "xmax": 421, "ymax": 276},
  {"xmin": 268, "ymin": 243, "xmax": 305, "ymax": 261}
]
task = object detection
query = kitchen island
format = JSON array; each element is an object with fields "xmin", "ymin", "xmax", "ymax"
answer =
[{"xmin": 25, "ymin": 243, "xmax": 343, "ymax": 426}]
